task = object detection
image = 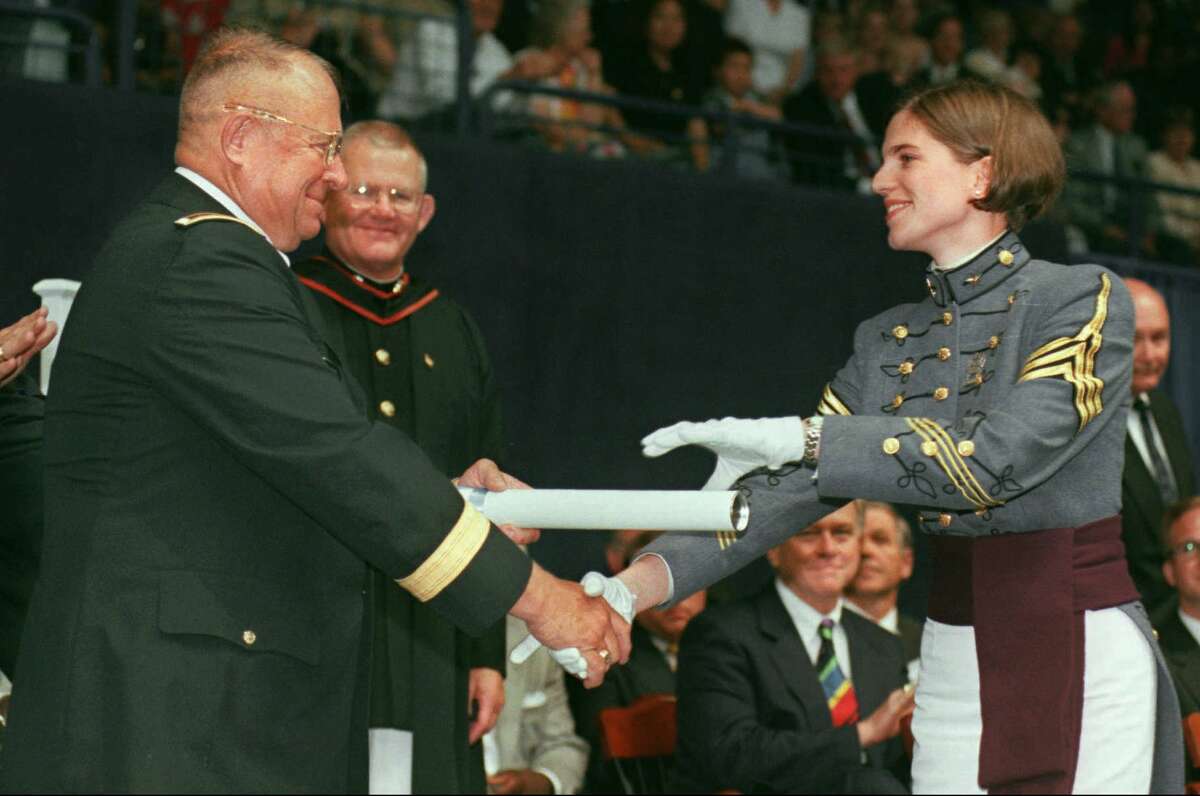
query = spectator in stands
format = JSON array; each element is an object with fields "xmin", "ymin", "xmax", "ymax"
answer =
[
  {"xmin": 699, "ymin": 36, "xmax": 785, "ymax": 180},
  {"xmin": 375, "ymin": 0, "xmax": 559, "ymax": 125},
  {"xmin": 1063, "ymin": 81, "xmax": 1193, "ymax": 262},
  {"xmin": 782, "ymin": 39, "xmax": 894, "ymax": 193},
  {"xmin": 844, "ymin": 500, "xmax": 921, "ymax": 682},
  {"xmin": 723, "ymin": 0, "xmax": 810, "ymax": 105},
  {"xmin": 567, "ymin": 529, "xmax": 706, "ymax": 794},
  {"xmin": 1156, "ymin": 498, "xmax": 1200, "ymax": 716},
  {"xmin": 963, "ymin": 8, "xmax": 1013, "ymax": 86},
  {"xmin": 521, "ymin": 0, "xmax": 628, "ymax": 157},
  {"xmin": 1148, "ymin": 108, "xmax": 1200, "ymax": 259},
  {"xmin": 484, "ymin": 614, "xmax": 589, "ymax": 795},
  {"xmin": 887, "ymin": 0, "xmax": 928, "ymax": 77},
  {"xmin": 853, "ymin": 3, "xmax": 890, "ymax": 78},
  {"xmin": 1004, "ymin": 43, "xmax": 1043, "ymax": 102},
  {"xmin": 1041, "ymin": 12, "xmax": 1097, "ymax": 127},
  {"xmin": 672, "ymin": 502, "xmax": 912, "ymax": 793},
  {"xmin": 1103, "ymin": 0, "xmax": 1157, "ymax": 79},
  {"xmin": 909, "ymin": 12, "xmax": 963, "ymax": 89},
  {"xmin": 605, "ymin": 0, "xmax": 707, "ymax": 168}
]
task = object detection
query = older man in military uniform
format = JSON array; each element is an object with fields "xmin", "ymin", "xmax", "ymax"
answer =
[
  {"xmin": 0, "ymin": 28, "xmax": 628, "ymax": 793},
  {"xmin": 294, "ymin": 121, "xmax": 506, "ymax": 793}
]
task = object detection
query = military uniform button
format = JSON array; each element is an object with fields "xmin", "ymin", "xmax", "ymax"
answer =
[
  {"xmin": 938, "ymin": 347, "xmax": 951, "ymax": 361},
  {"xmin": 938, "ymin": 513, "xmax": 953, "ymax": 528},
  {"xmin": 374, "ymin": 348, "xmax": 391, "ymax": 366},
  {"xmin": 933, "ymin": 387, "xmax": 950, "ymax": 401},
  {"xmin": 891, "ymin": 394, "xmax": 904, "ymax": 409},
  {"xmin": 920, "ymin": 440, "xmax": 938, "ymax": 457},
  {"xmin": 1008, "ymin": 293, "xmax": 1017, "ymax": 305},
  {"xmin": 892, "ymin": 325, "xmax": 909, "ymax": 340},
  {"xmin": 942, "ymin": 312, "xmax": 953, "ymax": 325},
  {"xmin": 898, "ymin": 361, "xmax": 914, "ymax": 376},
  {"xmin": 988, "ymin": 336, "xmax": 1000, "ymax": 349},
  {"xmin": 998, "ymin": 249, "xmax": 1015, "ymax": 265},
  {"xmin": 379, "ymin": 400, "xmax": 396, "ymax": 418},
  {"xmin": 957, "ymin": 440, "xmax": 975, "ymax": 456},
  {"xmin": 423, "ymin": 353, "xmax": 435, "ymax": 368},
  {"xmin": 243, "ymin": 630, "xmax": 257, "ymax": 646},
  {"xmin": 882, "ymin": 437, "xmax": 901, "ymax": 455}
]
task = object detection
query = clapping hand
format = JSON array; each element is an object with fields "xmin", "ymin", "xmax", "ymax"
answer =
[{"xmin": 0, "ymin": 307, "xmax": 58, "ymax": 389}]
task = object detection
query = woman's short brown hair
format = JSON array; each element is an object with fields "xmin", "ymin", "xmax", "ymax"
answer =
[{"xmin": 899, "ymin": 80, "xmax": 1065, "ymax": 230}]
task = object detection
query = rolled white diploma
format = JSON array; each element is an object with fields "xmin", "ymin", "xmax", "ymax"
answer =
[{"xmin": 456, "ymin": 488, "xmax": 750, "ymax": 533}]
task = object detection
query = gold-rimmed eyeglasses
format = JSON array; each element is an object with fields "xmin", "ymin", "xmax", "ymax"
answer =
[
  {"xmin": 344, "ymin": 183, "xmax": 424, "ymax": 214},
  {"xmin": 221, "ymin": 102, "xmax": 344, "ymax": 165}
]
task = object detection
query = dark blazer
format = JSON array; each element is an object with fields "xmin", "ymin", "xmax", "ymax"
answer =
[
  {"xmin": 567, "ymin": 623, "xmax": 678, "ymax": 793},
  {"xmin": 781, "ymin": 78, "xmax": 896, "ymax": 191},
  {"xmin": 897, "ymin": 613, "xmax": 923, "ymax": 668},
  {"xmin": 1122, "ymin": 389, "xmax": 1197, "ymax": 621},
  {"xmin": 0, "ymin": 174, "xmax": 531, "ymax": 792},
  {"xmin": 674, "ymin": 585, "xmax": 909, "ymax": 794},
  {"xmin": 1155, "ymin": 608, "xmax": 1200, "ymax": 781}
]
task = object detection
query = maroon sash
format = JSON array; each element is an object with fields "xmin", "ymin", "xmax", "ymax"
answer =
[{"xmin": 927, "ymin": 516, "xmax": 1138, "ymax": 794}]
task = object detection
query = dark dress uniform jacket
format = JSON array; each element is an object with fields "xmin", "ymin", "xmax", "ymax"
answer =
[
  {"xmin": 294, "ymin": 252, "xmax": 507, "ymax": 793},
  {"xmin": 0, "ymin": 174, "xmax": 531, "ymax": 793},
  {"xmin": 673, "ymin": 587, "xmax": 909, "ymax": 794}
]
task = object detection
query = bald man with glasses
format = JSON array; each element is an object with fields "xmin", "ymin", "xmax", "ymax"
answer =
[{"xmin": 1, "ymin": 28, "xmax": 630, "ymax": 793}]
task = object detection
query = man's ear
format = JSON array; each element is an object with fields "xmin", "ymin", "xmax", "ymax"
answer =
[
  {"xmin": 900, "ymin": 548, "xmax": 914, "ymax": 580},
  {"xmin": 417, "ymin": 193, "xmax": 436, "ymax": 234},
  {"xmin": 221, "ymin": 115, "xmax": 256, "ymax": 167},
  {"xmin": 1164, "ymin": 558, "xmax": 1178, "ymax": 590}
]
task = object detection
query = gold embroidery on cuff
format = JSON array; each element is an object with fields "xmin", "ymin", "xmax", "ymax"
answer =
[
  {"xmin": 906, "ymin": 418, "xmax": 1002, "ymax": 510},
  {"xmin": 914, "ymin": 418, "xmax": 1004, "ymax": 508},
  {"xmin": 1017, "ymin": 274, "xmax": 1110, "ymax": 432},
  {"xmin": 817, "ymin": 384, "xmax": 853, "ymax": 417},
  {"xmin": 397, "ymin": 499, "xmax": 491, "ymax": 602}
]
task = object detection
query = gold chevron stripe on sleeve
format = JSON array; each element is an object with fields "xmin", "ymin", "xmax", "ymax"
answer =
[
  {"xmin": 817, "ymin": 384, "xmax": 853, "ymax": 416},
  {"xmin": 1017, "ymin": 274, "xmax": 1110, "ymax": 432},
  {"xmin": 911, "ymin": 417, "xmax": 1004, "ymax": 508},
  {"xmin": 396, "ymin": 499, "xmax": 491, "ymax": 602}
]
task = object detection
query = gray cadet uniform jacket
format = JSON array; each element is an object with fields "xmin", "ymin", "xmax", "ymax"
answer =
[{"xmin": 644, "ymin": 230, "xmax": 1184, "ymax": 793}]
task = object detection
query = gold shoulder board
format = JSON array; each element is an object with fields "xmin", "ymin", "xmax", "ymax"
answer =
[{"xmin": 174, "ymin": 212, "xmax": 262, "ymax": 236}]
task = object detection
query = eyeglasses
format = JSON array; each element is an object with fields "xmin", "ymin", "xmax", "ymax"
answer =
[
  {"xmin": 344, "ymin": 183, "xmax": 424, "ymax": 214},
  {"xmin": 1171, "ymin": 540, "xmax": 1200, "ymax": 559},
  {"xmin": 221, "ymin": 103, "xmax": 343, "ymax": 165}
]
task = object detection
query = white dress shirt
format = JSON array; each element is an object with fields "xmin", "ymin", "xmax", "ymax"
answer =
[
  {"xmin": 774, "ymin": 579, "xmax": 852, "ymax": 681},
  {"xmin": 377, "ymin": 23, "xmax": 513, "ymax": 120},
  {"xmin": 724, "ymin": 0, "xmax": 810, "ymax": 95},
  {"xmin": 1180, "ymin": 609, "xmax": 1200, "ymax": 648},
  {"xmin": 173, "ymin": 166, "xmax": 290, "ymax": 266}
]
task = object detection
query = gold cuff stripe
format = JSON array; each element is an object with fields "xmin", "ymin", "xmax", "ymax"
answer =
[
  {"xmin": 1017, "ymin": 274, "xmax": 1110, "ymax": 432},
  {"xmin": 911, "ymin": 417, "xmax": 1003, "ymax": 508},
  {"xmin": 817, "ymin": 384, "xmax": 853, "ymax": 416},
  {"xmin": 174, "ymin": 212, "xmax": 265, "ymax": 237},
  {"xmin": 396, "ymin": 499, "xmax": 491, "ymax": 602},
  {"xmin": 716, "ymin": 531, "xmax": 736, "ymax": 550},
  {"xmin": 904, "ymin": 419, "xmax": 986, "ymax": 509}
]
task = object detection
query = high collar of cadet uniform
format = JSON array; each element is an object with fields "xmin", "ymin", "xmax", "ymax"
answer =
[{"xmin": 923, "ymin": 228, "xmax": 1031, "ymax": 309}]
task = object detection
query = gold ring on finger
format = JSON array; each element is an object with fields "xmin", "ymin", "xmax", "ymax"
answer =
[{"xmin": 598, "ymin": 649, "xmax": 610, "ymax": 660}]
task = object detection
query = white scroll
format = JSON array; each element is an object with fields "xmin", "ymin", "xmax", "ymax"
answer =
[{"xmin": 457, "ymin": 487, "xmax": 749, "ymax": 533}]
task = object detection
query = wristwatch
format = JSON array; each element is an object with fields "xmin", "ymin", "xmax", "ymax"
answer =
[{"xmin": 803, "ymin": 416, "xmax": 823, "ymax": 465}]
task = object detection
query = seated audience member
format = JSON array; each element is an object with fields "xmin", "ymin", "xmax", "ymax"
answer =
[
  {"xmin": 852, "ymin": 4, "xmax": 890, "ymax": 78},
  {"xmin": 963, "ymin": 8, "xmax": 1013, "ymax": 85},
  {"xmin": 605, "ymin": 0, "xmax": 706, "ymax": 167},
  {"xmin": 844, "ymin": 501, "xmax": 920, "ymax": 680},
  {"xmin": 908, "ymin": 12, "xmax": 963, "ymax": 89},
  {"xmin": 567, "ymin": 530, "xmax": 706, "ymax": 794},
  {"xmin": 1156, "ymin": 499, "xmax": 1200, "ymax": 743},
  {"xmin": 782, "ymin": 39, "xmax": 894, "ymax": 193},
  {"xmin": 1062, "ymin": 81, "xmax": 1186, "ymax": 261},
  {"xmin": 887, "ymin": 0, "xmax": 927, "ymax": 73},
  {"xmin": 723, "ymin": 0, "xmax": 810, "ymax": 105},
  {"xmin": 700, "ymin": 36, "xmax": 785, "ymax": 180},
  {"xmin": 484, "ymin": 614, "xmax": 589, "ymax": 795},
  {"xmin": 1148, "ymin": 108, "xmax": 1200, "ymax": 259},
  {"xmin": 1041, "ymin": 12, "xmax": 1097, "ymax": 128},
  {"xmin": 376, "ymin": 0, "xmax": 558, "ymax": 123},
  {"xmin": 673, "ymin": 503, "xmax": 912, "ymax": 794},
  {"xmin": 520, "ymin": 0, "xmax": 627, "ymax": 157}
]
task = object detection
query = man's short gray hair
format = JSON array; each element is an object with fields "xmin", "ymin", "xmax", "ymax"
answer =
[
  {"xmin": 343, "ymin": 120, "xmax": 429, "ymax": 190},
  {"xmin": 857, "ymin": 500, "xmax": 913, "ymax": 550}
]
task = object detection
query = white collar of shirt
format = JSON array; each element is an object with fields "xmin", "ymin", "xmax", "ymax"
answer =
[
  {"xmin": 174, "ymin": 166, "xmax": 290, "ymax": 266},
  {"xmin": 648, "ymin": 633, "xmax": 678, "ymax": 672},
  {"xmin": 774, "ymin": 579, "xmax": 852, "ymax": 681},
  {"xmin": 843, "ymin": 599, "xmax": 898, "ymax": 634},
  {"xmin": 1180, "ymin": 609, "xmax": 1200, "ymax": 649},
  {"xmin": 931, "ymin": 228, "xmax": 1008, "ymax": 272}
]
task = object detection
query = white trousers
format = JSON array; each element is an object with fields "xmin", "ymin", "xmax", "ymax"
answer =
[{"xmin": 911, "ymin": 608, "xmax": 1156, "ymax": 794}]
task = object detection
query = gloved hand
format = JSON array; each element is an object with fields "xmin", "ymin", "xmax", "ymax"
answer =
[
  {"xmin": 641, "ymin": 416, "xmax": 808, "ymax": 490},
  {"xmin": 510, "ymin": 572, "xmax": 636, "ymax": 681}
]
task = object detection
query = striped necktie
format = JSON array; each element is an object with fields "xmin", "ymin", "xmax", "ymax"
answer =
[{"xmin": 817, "ymin": 618, "xmax": 860, "ymax": 727}]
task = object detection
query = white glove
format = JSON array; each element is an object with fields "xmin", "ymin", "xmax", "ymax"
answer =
[
  {"xmin": 510, "ymin": 572, "xmax": 636, "ymax": 680},
  {"xmin": 641, "ymin": 416, "xmax": 808, "ymax": 490}
]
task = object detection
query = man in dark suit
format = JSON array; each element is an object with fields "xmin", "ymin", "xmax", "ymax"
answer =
[
  {"xmin": 1155, "ymin": 497, "xmax": 1200, "ymax": 781},
  {"xmin": 568, "ymin": 530, "xmax": 707, "ymax": 792},
  {"xmin": 781, "ymin": 40, "xmax": 895, "ymax": 194},
  {"xmin": 674, "ymin": 503, "xmax": 912, "ymax": 794},
  {"xmin": 1121, "ymin": 278, "xmax": 1196, "ymax": 622},
  {"xmin": 907, "ymin": 13, "xmax": 964, "ymax": 91},
  {"xmin": 844, "ymin": 500, "xmax": 921, "ymax": 679},
  {"xmin": 0, "ymin": 28, "xmax": 628, "ymax": 792}
]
